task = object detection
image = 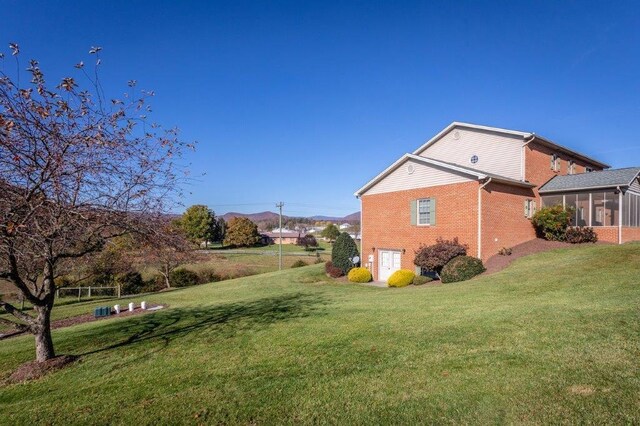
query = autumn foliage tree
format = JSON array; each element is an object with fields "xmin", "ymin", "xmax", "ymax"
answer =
[
  {"xmin": 176, "ymin": 204, "xmax": 217, "ymax": 247},
  {"xmin": 0, "ymin": 44, "xmax": 192, "ymax": 362},
  {"xmin": 223, "ymin": 217, "xmax": 260, "ymax": 247}
]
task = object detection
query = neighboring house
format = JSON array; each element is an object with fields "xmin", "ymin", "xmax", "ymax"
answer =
[
  {"xmin": 339, "ymin": 223, "xmax": 351, "ymax": 230},
  {"xmin": 263, "ymin": 231, "xmax": 300, "ymax": 245},
  {"xmin": 355, "ymin": 122, "xmax": 640, "ymax": 281}
]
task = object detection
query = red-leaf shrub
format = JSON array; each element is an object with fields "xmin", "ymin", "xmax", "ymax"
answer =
[
  {"xmin": 414, "ymin": 237, "xmax": 468, "ymax": 276},
  {"xmin": 565, "ymin": 227, "xmax": 598, "ymax": 244},
  {"xmin": 325, "ymin": 261, "xmax": 343, "ymax": 278}
]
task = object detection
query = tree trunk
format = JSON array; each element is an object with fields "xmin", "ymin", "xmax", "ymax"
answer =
[{"xmin": 33, "ymin": 304, "xmax": 55, "ymax": 362}]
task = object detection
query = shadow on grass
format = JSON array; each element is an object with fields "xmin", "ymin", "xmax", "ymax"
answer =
[{"xmin": 79, "ymin": 292, "xmax": 329, "ymax": 358}]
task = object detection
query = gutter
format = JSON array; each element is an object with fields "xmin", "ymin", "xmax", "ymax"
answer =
[{"xmin": 477, "ymin": 177, "xmax": 493, "ymax": 259}]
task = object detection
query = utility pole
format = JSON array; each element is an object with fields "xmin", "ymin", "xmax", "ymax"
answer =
[{"xmin": 276, "ymin": 202, "xmax": 284, "ymax": 270}]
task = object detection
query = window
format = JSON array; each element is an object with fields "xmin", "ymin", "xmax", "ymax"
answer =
[
  {"xmin": 576, "ymin": 193, "xmax": 589, "ymax": 226},
  {"xmin": 591, "ymin": 192, "xmax": 604, "ymax": 226},
  {"xmin": 568, "ymin": 160, "xmax": 575, "ymax": 175},
  {"xmin": 605, "ymin": 191, "xmax": 619, "ymax": 226},
  {"xmin": 541, "ymin": 195, "xmax": 563, "ymax": 208},
  {"xmin": 524, "ymin": 199, "xmax": 536, "ymax": 218},
  {"xmin": 586, "ymin": 167, "xmax": 594, "ymax": 173},
  {"xmin": 551, "ymin": 154, "xmax": 560, "ymax": 172},
  {"xmin": 411, "ymin": 198, "xmax": 436, "ymax": 226},
  {"xmin": 418, "ymin": 199, "xmax": 430, "ymax": 225}
]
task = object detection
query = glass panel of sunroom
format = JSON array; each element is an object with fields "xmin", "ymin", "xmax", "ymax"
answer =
[
  {"xmin": 565, "ymin": 194, "xmax": 577, "ymax": 224},
  {"xmin": 622, "ymin": 194, "xmax": 629, "ymax": 227},
  {"xmin": 605, "ymin": 191, "xmax": 619, "ymax": 226},
  {"xmin": 592, "ymin": 192, "xmax": 604, "ymax": 226},
  {"xmin": 542, "ymin": 195, "xmax": 563, "ymax": 208},
  {"xmin": 633, "ymin": 194, "xmax": 639, "ymax": 227},
  {"xmin": 576, "ymin": 193, "xmax": 589, "ymax": 226}
]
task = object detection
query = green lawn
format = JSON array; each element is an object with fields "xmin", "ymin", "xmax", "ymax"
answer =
[{"xmin": 1, "ymin": 243, "xmax": 639, "ymax": 424}]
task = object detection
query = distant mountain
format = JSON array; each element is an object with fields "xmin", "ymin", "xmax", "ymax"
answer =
[
  {"xmin": 221, "ymin": 211, "xmax": 360, "ymax": 223},
  {"xmin": 343, "ymin": 212, "xmax": 360, "ymax": 222},
  {"xmin": 221, "ymin": 211, "xmax": 280, "ymax": 222}
]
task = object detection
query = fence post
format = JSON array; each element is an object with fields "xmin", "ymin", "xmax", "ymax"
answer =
[
  {"xmin": 88, "ymin": 286, "xmax": 92, "ymax": 298},
  {"xmin": 117, "ymin": 284, "xmax": 121, "ymax": 299},
  {"xmin": 78, "ymin": 287, "xmax": 81, "ymax": 302},
  {"xmin": 56, "ymin": 288, "xmax": 59, "ymax": 300}
]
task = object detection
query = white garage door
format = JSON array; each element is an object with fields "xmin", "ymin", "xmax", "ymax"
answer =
[{"xmin": 378, "ymin": 250, "xmax": 401, "ymax": 281}]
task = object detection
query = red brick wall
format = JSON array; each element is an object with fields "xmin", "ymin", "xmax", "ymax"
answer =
[
  {"xmin": 481, "ymin": 182, "xmax": 537, "ymax": 259},
  {"xmin": 361, "ymin": 181, "xmax": 479, "ymax": 280},
  {"xmin": 525, "ymin": 142, "xmax": 604, "ymax": 196},
  {"xmin": 594, "ymin": 227, "xmax": 640, "ymax": 244},
  {"xmin": 623, "ymin": 227, "xmax": 640, "ymax": 243}
]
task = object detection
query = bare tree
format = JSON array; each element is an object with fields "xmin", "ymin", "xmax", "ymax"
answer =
[
  {"xmin": 135, "ymin": 222, "xmax": 200, "ymax": 289},
  {"xmin": 0, "ymin": 44, "xmax": 192, "ymax": 362}
]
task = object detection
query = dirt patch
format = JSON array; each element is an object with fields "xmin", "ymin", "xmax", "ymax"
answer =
[
  {"xmin": 1, "ymin": 304, "xmax": 166, "ymax": 340},
  {"xmin": 7, "ymin": 354, "xmax": 78, "ymax": 384},
  {"xmin": 483, "ymin": 238, "xmax": 607, "ymax": 275},
  {"xmin": 569, "ymin": 385, "xmax": 595, "ymax": 395}
]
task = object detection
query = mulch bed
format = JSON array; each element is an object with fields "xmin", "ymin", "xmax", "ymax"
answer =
[
  {"xmin": 483, "ymin": 238, "xmax": 608, "ymax": 275},
  {"xmin": 7, "ymin": 355, "xmax": 79, "ymax": 384},
  {"xmin": 0, "ymin": 304, "xmax": 166, "ymax": 341}
]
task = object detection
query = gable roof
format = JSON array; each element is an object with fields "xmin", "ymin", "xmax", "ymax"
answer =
[
  {"xmin": 354, "ymin": 154, "xmax": 534, "ymax": 197},
  {"xmin": 538, "ymin": 167, "xmax": 640, "ymax": 194},
  {"xmin": 412, "ymin": 122, "xmax": 610, "ymax": 169}
]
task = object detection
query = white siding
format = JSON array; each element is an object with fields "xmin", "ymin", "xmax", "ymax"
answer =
[
  {"xmin": 363, "ymin": 158, "xmax": 473, "ymax": 195},
  {"xmin": 416, "ymin": 127, "xmax": 524, "ymax": 180},
  {"xmin": 629, "ymin": 178, "xmax": 640, "ymax": 193}
]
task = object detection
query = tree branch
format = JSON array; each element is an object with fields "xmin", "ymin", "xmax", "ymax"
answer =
[{"xmin": 0, "ymin": 301, "xmax": 35, "ymax": 327}]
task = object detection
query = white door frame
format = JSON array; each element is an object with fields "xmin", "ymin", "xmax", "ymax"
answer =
[{"xmin": 378, "ymin": 249, "xmax": 401, "ymax": 281}]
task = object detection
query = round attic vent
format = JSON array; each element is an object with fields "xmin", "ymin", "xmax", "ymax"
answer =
[
  {"xmin": 453, "ymin": 130, "xmax": 460, "ymax": 140},
  {"xmin": 407, "ymin": 164, "xmax": 415, "ymax": 174},
  {"xmin": 470, "ymin": 155, "xmax": 479, "ymax": 164}
]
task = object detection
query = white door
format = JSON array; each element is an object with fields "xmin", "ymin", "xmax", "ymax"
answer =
[{"xmin": 378, "ymin": 250, "xmax": 401, "ymax": 281}]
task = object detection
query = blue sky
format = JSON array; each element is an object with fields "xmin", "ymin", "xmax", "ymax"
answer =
[{"xmin": 3, "ymin": 1, "xmax": 639, "ymax": 217}]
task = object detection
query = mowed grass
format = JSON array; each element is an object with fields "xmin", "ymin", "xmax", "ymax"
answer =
[{"xmin": 1, "ymin": 243, "xmax": 639, "ymax": 424}]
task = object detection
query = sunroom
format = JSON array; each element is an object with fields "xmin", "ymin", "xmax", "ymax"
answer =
[{"xmin": 538, "ymin": 168, "xmax": 640, "ymax": 242}]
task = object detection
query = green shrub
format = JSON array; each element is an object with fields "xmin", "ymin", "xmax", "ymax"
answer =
[
  {"xmin": 141, "ymin": 276, "xmax": 166, "ymax": 293},
  {"xmin": 331, "ymin": 232, "xmax": 360, "ymax": 274},
  {"xmin": 387, "ymin": 269, "xmax": 415, "ymax": 288},
  {"xmin": 412, "ymin": 275, "xmax": 433, "ymax": 286},
  {"xmin": 440, "ymin": 256, "xmax": 485, "ymax": 283},
  {"xmin": 531, "ymin": 205, "xmax": 574, "ymax": 241},
  {"xmin": 169, "ymin": 268, "xmax": 200, "ymax": 288},
  {"xmin": 116, "ymin": 271, "xmax": 144, "ymax": 295},
  {"xmin": 565, "ymin": 227, "xmax": 598, "ymax": 244},
  {"xmin": 414, "ymin": 237, "xmax": 467, "ymax": 276},
  {"xmin": 347, "ymin": 267, "xmax": 372, "ymax": 283},
  {"xmin": 197, "ymin": 268, "xmax": 222, "ymax": 283},
  {"xmin": 325, "ymin": 261, "xmax": 343, "ymax": 278},
  {"xmin": 291, "ymin": 259, "xmax": 308, "ymax": 268}
]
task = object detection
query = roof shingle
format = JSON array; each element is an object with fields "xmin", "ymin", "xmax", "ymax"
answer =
[{"xmin": 538, "ymin": 167, "xmax": 640, "ymax": 193}]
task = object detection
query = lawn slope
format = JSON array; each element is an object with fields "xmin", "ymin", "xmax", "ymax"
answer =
[{"xmin": 1, "ymin": 243, "xmax": 639, "ymax": 424}]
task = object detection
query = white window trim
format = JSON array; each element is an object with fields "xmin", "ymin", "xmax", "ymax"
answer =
[{"xmin": 417, "ymin": 198, "xmax": 431, "ymax": 226}]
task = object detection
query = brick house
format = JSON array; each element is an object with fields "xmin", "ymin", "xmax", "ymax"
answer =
[{"xmin": 355, "ymin": 122, "xmax": 640, "ymax": 281}]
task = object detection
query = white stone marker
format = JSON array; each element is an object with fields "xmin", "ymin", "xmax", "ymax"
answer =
[
  {"xmin": 128, "ymin": 302, "xmax": 135, "ymax": 312},
  {"xmin": 141, "ymin": 301, "xmax": 147, "ymax": 310},
  {"xmin": 114, "ymin": 304, "xmax": 121, "ymax": 314}
]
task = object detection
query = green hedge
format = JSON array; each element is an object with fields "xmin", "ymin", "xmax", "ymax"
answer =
[{"xmin": 440, "ymin": 256, "xmax": 485, "ymax": 284}]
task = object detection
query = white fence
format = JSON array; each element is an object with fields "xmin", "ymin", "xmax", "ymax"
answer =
[{"xmin": 56, "ymin": 285, "xmax": 121, "ymax": 301}]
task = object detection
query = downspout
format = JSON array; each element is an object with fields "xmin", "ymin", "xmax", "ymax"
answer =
[
  {"xmin": 477, "ymin": 177, "xmax": 493, "ymax": 259},
  {"xmin": 521, "ymin": 134, "xmax": 536, "ymax": 182},
  {"xmin": 617, "ymin": 186, "xmax": 623, "ymax": 245},
  {"xmin": 359, "ymin": 196, "xmax": 364, "ymax": 267}
]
